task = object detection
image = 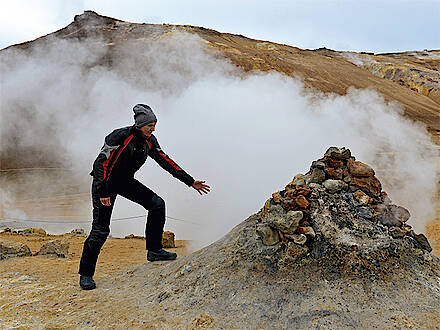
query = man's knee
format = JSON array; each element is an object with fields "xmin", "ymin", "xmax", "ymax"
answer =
[
  {"xmin": 150, "ymin": 195, "xmax": 165, "ymax": 211},
  {"xmin": 87, "ymin": 226, "xmax": 109, "ymax": 249}
]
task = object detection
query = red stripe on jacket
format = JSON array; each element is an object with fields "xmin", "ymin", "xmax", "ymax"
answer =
[
  {"xmin": 159, "ymin": 151, "xmax": 182, "ymax": 171},
  {"xmin": 103, "ymin": 134, "xmax": 134, "ymax": 179}
]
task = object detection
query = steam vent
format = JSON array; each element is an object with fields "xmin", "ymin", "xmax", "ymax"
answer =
[{"xmin": 60, "ymin": 147, "xmax": 440, "ymax": 328}]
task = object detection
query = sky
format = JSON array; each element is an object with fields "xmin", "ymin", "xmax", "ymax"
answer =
[{"xmin": 0, "ymin": 0, "xmax": 439, "ymax": 52}]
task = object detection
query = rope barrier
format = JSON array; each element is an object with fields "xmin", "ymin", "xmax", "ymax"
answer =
[{"xmin": 0, "ymin": 214, "xmax": 202, "ymax": 226}]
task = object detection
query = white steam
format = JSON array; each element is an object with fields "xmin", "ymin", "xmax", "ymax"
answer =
[{"xmin": 0, "ymin": 31, "xmax": 438, "ymax": 248}]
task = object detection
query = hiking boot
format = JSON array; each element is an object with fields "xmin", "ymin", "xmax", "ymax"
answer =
[
  {"xmin": 80, "ymin": 275, "xmax": 96, "ymax": 290},
  {"xmin": 147, "ymin": 249, "xmax": 177, "ymax": 261}
]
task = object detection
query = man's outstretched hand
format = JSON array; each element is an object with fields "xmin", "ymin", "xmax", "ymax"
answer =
[
  {"xmin": 192, "ymin": 180, "xmax": 210, "ymax": 195},
  {"xmin": 100, "ymin": 197, "xmax": 111, "ymax": 206}
]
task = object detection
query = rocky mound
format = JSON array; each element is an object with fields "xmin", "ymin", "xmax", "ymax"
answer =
[{"xmin": 61, "ymin": 147, "xmax": 440, "ymax": 328}]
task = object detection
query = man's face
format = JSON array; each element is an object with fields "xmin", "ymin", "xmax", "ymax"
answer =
[{"xmin": 138, "ymin": 122, "xmax": 156, "ymax": 138}]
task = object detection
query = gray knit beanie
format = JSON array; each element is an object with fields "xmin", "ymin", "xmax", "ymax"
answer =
[{"xmin": 133, "ymin": 104, "xmax": 157, "ymax": 128}]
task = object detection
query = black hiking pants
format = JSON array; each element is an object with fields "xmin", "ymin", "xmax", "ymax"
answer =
[{"xmin": 79, "ymin": 177, "xmax": 165, "ymax": 276}]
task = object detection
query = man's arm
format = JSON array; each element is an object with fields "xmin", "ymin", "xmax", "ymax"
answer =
[{"xmin": 148, "ymin": 135, "xmax": 195, "ymax": 187}]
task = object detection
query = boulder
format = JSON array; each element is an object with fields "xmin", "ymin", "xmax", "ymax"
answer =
[
  {"xmin": 323, "ymin": 179, "xmax": 348, "ymax": 193},
  {"xmin": 348, "ymin": 159, "xmax": 375, "ymax": 177},
  {"xmin": 37, "ymin": 239, "xmax": 69, "ymax": 258},
  {"xmin": 353, "ymin": 190, "xmax": 371, "ymax": 205},
  {"xmin": 324, "ymin": 147, "xmax": 351, "ymax": 160},
  {"xmin": 325, "ymin": 166, "xmax": 344, "ymax": 180},
  {"xmin": 295, "ymin": 195, "xmax": 309, "ymax": 209},
  {"xmin": 307, "ymin": 168, "xmax": 326, "ymax": 184},
  {"xmin": 0, "ymin": 239, "xmax": 32, "ymax": 260},
  {"xmin": 267, "ymin": 211, "xmax": 303, "ymax": 234},
  {"xmin": 388, "ymin": 205, "xmax": 410, "ymax": 223},
  {"xmin": 285, "ymin": 233, "xmax": 307, "ymax": 245},
  {"xmin": 351, "ymin": 176, "xmax": 382, "ymax": 197},
  {"xmin": 256, "ymin": 224, "xmax": 280, "ymax": 246},
  {"xmin": 389, "ymin": 226, "xmax": 408, "ymax": 238},
  {"xmin": 70, "ymin": 228, "xmax": 86, "ymax": 236},
  {"xmin": 162, "ymin": 231, "xmax": 176, "ymax": 248},
  {"xmin": 414, "ymin": 233, "xmax": 432, "ymax": 252},
  {"xmin": 31, "ymin": 228, "xmax": 46, "ymax": 236}
]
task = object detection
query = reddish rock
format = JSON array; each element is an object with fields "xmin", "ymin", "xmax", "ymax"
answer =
[
  {"xmin": 272, "ymin": 191, "xmax": 282, "ymax": 204},
  {"xmin": 351, "ymin": 176, "xmax": 382, "ymax": 197},
  {"xmin": 162, "ymin": 231, "xmax": 175, "ymax": 248},
  {"xmin": 295, "ymin": 195, "xmax": 309, "ymax": 209},
  {"xmin": 348, "ymin": 159, "xmax": 375, "ymax": 177},
  {"xmin": 353, "ymin": 190, "xmax": 371, "ymax": 205},
  {"xmin": 325, "ymin": 166, "xmax": 344, "ymax": 180},
  {"xmin": 326, "ymin": 158, "xmax": 343, "ymax": 168}
]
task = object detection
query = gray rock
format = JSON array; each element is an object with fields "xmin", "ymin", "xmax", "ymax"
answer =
[
  {"xmin": 311, "ymin": 160, "xmax": 326, "ymax": 170},
  {"xmin": 307, "ymin": 168, "xmax": 326, "ymax": 184},
  {"xmin": 267, "ymin": 211, "xmax": 303, "ymax": 234},
  {"xmin": 414, "ymin": 233, "xmax": 432, "ymax": 252},
  {"xmin": 379, "ymin": 210, "xmax": 403, "ymax": 227},
  {"xmin": 286, "ymin": 233, "xmax": 307, "ymax": 245},
  {"xmin": 388, "ymin": 205, "xmax": 410, "ymax": 223},
  {"xmin": 389, "ymin": 226, "xmax": 407, "ymax": 238},
  {"xmin": 0, "ymin": 239, "xmax": 32, "ymax": 260},
  {"xmin": 357, "ymin": 206, "xmax": 373, "ymax": 219},
  {"xmin": 256, "ymin": 224, "xmax": 280, "ymax": 246},
  {"xmin": 324, "ymin": 147, "xmax": 351, "ymax": 160},
  {"xmin": 323, "ymin": 179, "xmax": 348, "ymax": 193},
  {"xmin": 37, "ymin": 239, "xmax": 69, "ymax": 258}
]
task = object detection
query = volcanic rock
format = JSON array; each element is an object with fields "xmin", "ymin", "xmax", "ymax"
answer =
[
  {"xmin": 256, "ymin": 224, "xmax": 280, "ymax": 246},
  {"xmin": 414, "ymin": 233, "xmax": 432, "ymax": 252},
  {"xmin": 0, "ymin": 239, "xmax": 32, "ymax": 260},
  {"xmin": 351, "ymin": 175, "xmax": 382, "ymax": 198},
  {"xmin": 347, "ymin": 159, "xmax": 375, "ymax": 177},
  {"xmin": 265, "ymin": 206, "xmax": 303, "ymax": 234},
  {"xmin": 323, "ymin": 179, "xmax": 347, "ymax": 193},
  {"xmin": 37, "ymin": 239, "xmax": 69, "ymax": 258},
  {"xmin": 162, "ymin": 231, "xmax": 176, "ymax": 248}
]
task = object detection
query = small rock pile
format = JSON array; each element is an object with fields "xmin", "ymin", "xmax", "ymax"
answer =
[{"xmin": 256, "ymin": 147, "xmax": 433, "ymax": 271}]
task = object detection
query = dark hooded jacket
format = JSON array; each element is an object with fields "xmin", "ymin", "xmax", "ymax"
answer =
[{"xmin": 91, "ymin": 126, "xmax": 194, "ymax": 197}]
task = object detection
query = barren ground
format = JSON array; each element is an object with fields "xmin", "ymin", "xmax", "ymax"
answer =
[{"xmin": 0, "ymin": 233, "xmax": 189, "ymax": 328}]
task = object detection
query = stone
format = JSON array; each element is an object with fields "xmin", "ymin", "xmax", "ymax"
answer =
[
  {"xmin": 347, "ymin": 159, "xmax": 375, "ymax": 177},
  {"xmin": 378, "ymin": 210, "xmax": 402, "ymax": 227},
  {"xmin": 281, "ymin": 241, "xmax": 309, "ymax": 264},
  {"xmin": 388, "ymin": 205, "xmax": 410, "ymax": 223},
  {"xmin": 70, "ymin": 228, "xmax": 86, "ymax": 236},
  {"xmin": 307, "ymin": 168, "xmax": 326, "ymax": 184},
  {"xmin": 308, "ymin": 183, "xmax": 323, "ymax": 190},
  {"xmin": 326, "ymin": 158, "xmax": 344, "ymax": 168},
  {"xmin": 125, "ymin": 234, "xmax": 143, "ymax": 239},
  {"xmin": 31, "ymin": 228, "xmax": 46, "ymax": 236},
  {"xmin": 256, "ymin": 224, "xmax": 280, "ymax": 246},
  {"xmin": 272, "ymin": 191, "xmax": 282, "ymax": 204},
  {"xmin": 323, "ymin": 179, "xmax": 348, "ymax": 194},
  {"xmin": 292, "ymin": 174, "xmax": 307, "ymax": 187},
  {"xmin": 295, "ymin": 195, "xmax": 309, "ymax": 209},
  {"xmin": 0, "ymin": 239, "xmax": 32, "ymax": 260},
  {"xmin": 356, "ymin": 206, "xmax": 373, "ymax": 219},
  {"xmin": 381, "ymin": 192, "xmax": 392, "ymax": 205},
  {"xmin": 414, "ymin": 233, "xmax": 432, "ymax": 252},
  {"xmin": 162, "ymin": 231, "xmax": 176, "ymax": 248},
  {"xmin": 286, "ymin": 233, "xmax": 307, "ymax": 245},
  {"xmin": 37, "ymin": 239, "xmax": 69, "ymax": 258},
  {"xmin": 296, "ymin": 226, "xmax": 316, "ymax": 239},
  {"xmin": 324, "ymin": 147, "xmax": 351, "ymax": 160},
  {"xmin": 325, "ymin": 166, "xmax": 344, "ymax": 180},
  {"xmin": 353, "ymin": 190, "xmax": 371, "ymax": 205},
  {"xmin": 266, "ymin": 211, "xmax": 303, "ymax": 234},
  {"xmin": 389, "ymin": 226, "xmax": 408, "ymax": 238},
  {"xmin": 351, "ymin": 176, "xmax": 382, "ymax": 197},
  {"xmin": 311, "ymin": 161, "xmax": 326, "ymax": 170}
]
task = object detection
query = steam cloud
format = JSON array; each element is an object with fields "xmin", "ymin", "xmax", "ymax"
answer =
[{"xmin": 0, "ymin": 31, "xmax": 438, "ymax": 249}]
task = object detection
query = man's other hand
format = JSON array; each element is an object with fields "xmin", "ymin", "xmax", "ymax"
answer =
[
  {"xmin": 192, "ymin": 180, "xmax": 210, "ymax": 195},
  {"xmin": 100, "ymin": 197, "xmax": 111, "ymax": 206}
]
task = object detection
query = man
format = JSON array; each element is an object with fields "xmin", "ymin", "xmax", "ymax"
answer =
[{"xmin": 79, "ymin": 104, "xmax": 210, "ymax": 290}]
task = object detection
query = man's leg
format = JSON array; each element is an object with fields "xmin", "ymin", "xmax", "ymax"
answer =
[
  {"xmin": 117, "ymin": 178, "xmax": 166, "ymax": 251},
  {"xmin": 79, "ymin": 190, "xmax": 116, "ymax": 277}
]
